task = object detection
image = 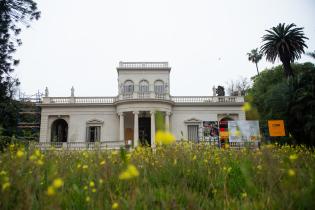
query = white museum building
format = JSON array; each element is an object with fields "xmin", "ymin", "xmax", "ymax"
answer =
[{"xmin": 39, "ymin": 62, "xmax": 245, "ymax": 148}]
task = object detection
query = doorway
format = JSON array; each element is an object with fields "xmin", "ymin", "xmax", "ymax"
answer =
[
  {"xmin": 51, "ymin": 119, "xmax": 68, "ymax": 142},
  {"xmin": 139, "ymin": 117, "xmax": 151, "ymax": 146}
]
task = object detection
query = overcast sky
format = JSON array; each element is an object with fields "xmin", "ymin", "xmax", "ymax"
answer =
[{"xmin": 15, "ymin": 0, "xmax": 315, "ymax": 97}]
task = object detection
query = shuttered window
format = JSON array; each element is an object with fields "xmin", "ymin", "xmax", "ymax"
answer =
[{"xmin": 188, "ymin": 125, "xmax": 199, "ymax": 142}]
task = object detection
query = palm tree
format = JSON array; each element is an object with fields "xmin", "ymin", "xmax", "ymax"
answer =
[
  {"xmin": 307, "ymin": 51, "xmax": 315, "ymax": 59},
  {"xmin": 247, "ymin": 48, "xmax": 263, "ymax": 75},
  {"xmin": 261, "ymin": 23, "xmax": 308, "ymax": 78}
]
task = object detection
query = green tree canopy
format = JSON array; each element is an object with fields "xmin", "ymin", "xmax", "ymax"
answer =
[
  {"xmin": 261, "ymin": 23, "xmax": 308, "ymax": 78},
  {"xmin": 248, "ymin": 62, "xmax": 315, "ymax": 146},
  {"xmin": 247, "ymin": 48, "xmax": 262, "ymax": 75},
  {"xmin": 0, "ymin": 0, "xmax": 40, "ymax": 136}
]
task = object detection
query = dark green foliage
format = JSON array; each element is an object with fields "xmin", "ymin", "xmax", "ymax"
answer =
[
  {"xmin": 247, "ymin": 48, "xmax": 263, "ymax": 75},
  {"xmin": 261, "ymin": 23, "xmax": 308, "ymax": 77},
  {"xmin": 0, "ymin": 99, "xmax": 19, "ymax": 136},
  {"xmin": 216, "ymin": 85, "xmax": 225, "ymax": 96},
  {"xmin": 249, "ymin": 62, "xmax": 315, "ymax": 146},
  {"xmin": 0, "ymin": 0, "xmax": 40, "ymax": 136}
]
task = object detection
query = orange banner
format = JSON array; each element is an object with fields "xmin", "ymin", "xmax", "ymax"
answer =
[{"xmin": 268, "ymin": 120, "xmax": 285, "ymax": 136}]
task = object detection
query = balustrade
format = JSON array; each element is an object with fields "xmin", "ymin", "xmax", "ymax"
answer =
[{"xmin": 42, "ymin": 95, "xmax": 243, "ymax": 104}]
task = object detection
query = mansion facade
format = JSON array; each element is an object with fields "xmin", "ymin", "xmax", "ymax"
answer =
[{"xmin": 39, "ymin": 62, "xmax": 245, "ymax": 148}]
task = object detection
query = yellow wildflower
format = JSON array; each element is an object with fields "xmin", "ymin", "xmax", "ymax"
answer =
[
  {"xmin": 77, "ymin": 164, "xmax": 82, "ymax": 169},
  {"xmin": 89, "ymin": 181, "xmax": 95, "ymax": 188},
  {"xmin": 83, "ymin": 152, "xmax": 88, "ymax": 158},
  {"xmin": 112, "ymin": 202, "xmax": 119, "ymax": 209},
  {"xmin": 2, "ymin": 182, "xmax": 10, "ymax": 191},
  {"xmin": 155, "ymin": 131, "xmax": 176, "ymax": 145},
  {"xmin": 92, "ymin": 188, "xmax": 97, "ymax": 193},
  {"xmin": 289, "ymin": 154, "xmax": 298, "ymax": 161},
  {"xmin": 34, "ymin": 149, "xmax": 41, "ymax": 157},
  {"xmin": 52, "ymin": 178, "xmax": 63, "ymax": 189},
  {"xmin": 0, "ymin": 170, "xmax": 7, "ymax": 176},
  {"xmin": 241, "ymin": 192, "xmax": 247, "ymax": 198},
  {"xmin": 242, "ymin": 102, "xmax": 251, "ymax": 112},
  {"xmin": 173, "ymin": 159, "xmax": 177, "ymax": 165},
  {"xmin": 82, "ymin": 165, "xmax": 88, "ymax": 169},
  {"xmin": 234, "ymin": 130, "xmax": 241, "ymax": 137},
  {"xmin": 119, "ymin": 164, "xmax": 139, "ymax": 180},
  {"xmin": 192, "ymin": 155, "xmax": 197, "ymax": 160},
  {"xmin": 47, "ymin": 186, "xmax": 55, "ymax": 196},
  {"xmin": 30, "ymin": 154, "xmax": 37, "ymax": 161},
  {"xmin": 16, "ymin": 149, "xmax": 24, "ymax": 158},
  {"xmin": 100, "ymin": 160, "xmax": 106, "ymax": 165},
  {"xmin": 288, "ymin": 169, "xmax": 296, "ymax": 177},
  {"xmin": 111, "ymin": 150, "xmax": 119, "ymax": 156},
  {"xmin": 36, "ymin": 159, "xmax": 44, "ymax": 166},
  {"xmin": 86, "ymin": 196, "xmax": 90, "ymax": 203}
]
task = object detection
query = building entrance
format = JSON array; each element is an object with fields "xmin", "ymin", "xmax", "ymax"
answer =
[{"xmin": 139, "ymin": 117, "xmax": 151, "ymax": 146}]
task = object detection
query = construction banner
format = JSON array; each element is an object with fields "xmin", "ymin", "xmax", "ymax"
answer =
[{"xmin": 268, "ymin": 120, "xmax": 285, "ymax": 136}]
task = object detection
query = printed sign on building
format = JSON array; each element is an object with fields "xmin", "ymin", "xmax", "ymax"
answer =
[
  {"xmin": 268, "ymin": 120, "xmax": 285, "ymax": 136},
  {"xmin": 203, "ymin": 121, "xmax": 219, "ymax": 141},
  {"xmin": 228, "ymin": 120, "xmax": 260, "ymax": 142}
]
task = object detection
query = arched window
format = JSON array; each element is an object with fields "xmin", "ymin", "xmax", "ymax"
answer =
[
  {"xmin": 123, "ymin": 80, "xmax": 134, "ymax": 94},
  {"xmin": 154, "ymin": 80, "xmax": 164, "ymax": 94},
  {"xmin": 139, "ymin": 80, "xmax": 149, "ymax": 93}
]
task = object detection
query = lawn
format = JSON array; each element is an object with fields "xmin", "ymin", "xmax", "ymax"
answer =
[{"xmin": 0, "ymin": 142, "xmax": 314, "ymax": 210}]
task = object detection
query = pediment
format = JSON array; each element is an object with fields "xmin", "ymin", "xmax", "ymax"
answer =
[
  {"xmin": 184, "ymin": 118, "xmax": 202, "ymax": 124},
  {"xmin": 86, "ymin": 119, "xmax": 104, "ymax": 125}
]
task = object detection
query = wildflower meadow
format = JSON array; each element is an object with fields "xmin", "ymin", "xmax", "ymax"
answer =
[{"xmin": 0, "ymin": 140, "xmax": 314, "ymax": 210}]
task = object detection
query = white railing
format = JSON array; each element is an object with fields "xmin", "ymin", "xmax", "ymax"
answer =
[
  {"xmin": 33, "ymin": 141, "xmax": 125, "ymax": 150},
  {"xmin": 118, "ymin": 61, "xmax": 169, "ymax": 69},
  {"xmin": 43, "ymin": 97, "xmax": 117, "ymax": 104},
  {"xmin": 49, "ymin": 97, "xmax": 71, "ymax": 104},
  {"xmin": 171, "ymin": 96, "xmax": 244, "ymax": 103},
  {"xmin": 75, "ymin": 97, "xmax": 116, "ymax": 104},
  {"xmin": 42, "ymin": 96, "xmax": 244, "ymax": 104}
]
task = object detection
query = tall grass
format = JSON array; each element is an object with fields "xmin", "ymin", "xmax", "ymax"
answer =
[{"xmin": 0, "ymin": 143, "xmax": 314, "ymax": 209}]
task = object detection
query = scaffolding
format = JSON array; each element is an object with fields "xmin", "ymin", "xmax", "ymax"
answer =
[{"xmin": 17, "ymin": 91, "xmax": 43, "ymax": 140}]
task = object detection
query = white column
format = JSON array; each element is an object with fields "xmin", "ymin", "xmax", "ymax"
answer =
[
  {"xmin": 118, "ymin": 112, "xmax": 124, "ymax": 142},
  {"xmin": 165, "ymin": 112, "xmax": 170, "ymax": 131},
  {"xmin": 133, "ymin": 111, "xmax": 139, "ymax": 147},
  {"xmin": 150, "ymin": 111, "xmax": 155, "ymax": 147}
]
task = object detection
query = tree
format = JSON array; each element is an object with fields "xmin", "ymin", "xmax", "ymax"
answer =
[
  {"xmin": 307, "ymin": 51, "xmax": 315, "ymax": 59},
  {"xmin": 226, "ymin": 77, "xmax": 251, "ymax": 96},
  {"xmin": 0, "ymin": 0, "xmax": 40, "ymax": 136},
  {"xmin": 248, "ymin": 62, "xmax": 315, "ymax": 146},
  {"xmin": 216, "ymin": 86, "xmax": 225, "ymax": 96},
  {"xmin": 0, "ymin": 0, "xmax": 40, "ymax": 101},
  {"xmin": 260, "ymin": 23, "xmax": 308, "ymax": 78},
  {"xmin": 247, "ymin": 48, "xmax": 262, "ymax": 75}
]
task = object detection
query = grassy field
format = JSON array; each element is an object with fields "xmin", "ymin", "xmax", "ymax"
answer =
[{"xmin": 0, "ymin": 142, "xmax": 314, "ymax": 210}]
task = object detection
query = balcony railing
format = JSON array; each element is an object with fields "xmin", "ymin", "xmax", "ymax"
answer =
[
  {"xmin": 118, "ymin": 61, "xmax": 169, "ymax": 69},
  {"xmin": 42, "ymin": 95, "xmax": 244, "ymax": 104},
  {"xmin": 171, "ymin": 96, "xmax": 244, "ymax": 103}
]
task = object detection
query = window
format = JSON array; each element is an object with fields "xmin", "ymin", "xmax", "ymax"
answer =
[
  {"xmin": 188, "ymin": 125, "xmax": 199, "ymax": 142},
  {"xmin": 139, "ymin": 80, "xmax": 149, "ymax": 93},
  {"xmin": 154, "ymin": 80, "xmax": 164, "ymax": 95},
  {"xmin": 87, "ymin": 126, "xmax": 101, "ymax": 142},
  {"xmin": 123, "ymin": 80, "xmax": 134, "ymax": 94}
]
